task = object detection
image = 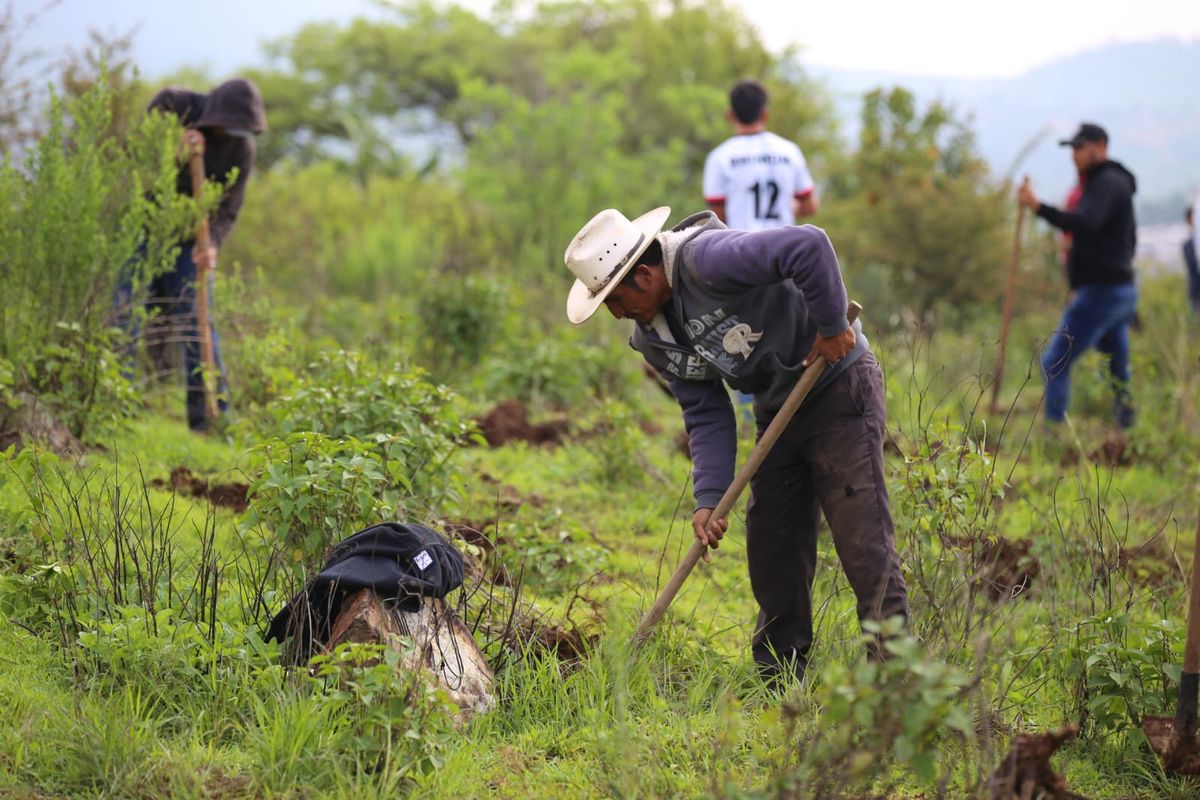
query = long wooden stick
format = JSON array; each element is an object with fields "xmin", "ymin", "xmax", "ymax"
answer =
[
  {"xmin": 990, "ymin": 178, "xmax": 1029, "ymax": 416},
  {"xmin": 632, "ymin": 302, "xmax": 862, "ymax": 645},
  {"xmin": 1176, "ymin": 417, "xmax": 1200, "ymax": 735},
  {"xmin": 186, "ymin": 132, "xmax": 219, "ymax": 422}
]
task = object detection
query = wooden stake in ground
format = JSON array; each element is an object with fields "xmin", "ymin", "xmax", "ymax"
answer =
[
  {"xmin": 632, "ymin": 302, "xmax": 862, "ymax": 646},
  {"xmin": 185, "ymin": 130, "xmax": 219, "ymax": 422},
  {"xmin": 990, "ymin": 177, "xmax": 1030, "ymax": 416}
]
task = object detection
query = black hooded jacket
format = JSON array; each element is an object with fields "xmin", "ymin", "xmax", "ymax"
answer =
[
  {"xmin": 147, "ymin": 78, "xmax": 267, "ymax": 248},
  {"xmin": 1036, "ymin": 160, "xmax": 1137, "ymax": 289}
]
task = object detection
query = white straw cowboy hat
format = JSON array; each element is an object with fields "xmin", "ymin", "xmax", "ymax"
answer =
[{"xmin": 564, "ymin": 206, "xmax": 671, "ymax": 324}]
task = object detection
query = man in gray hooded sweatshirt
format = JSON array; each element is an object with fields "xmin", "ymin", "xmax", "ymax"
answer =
[
  {"xmin": 564, "ymin": 207, "xmax": 909, "ymax": 682},
  {"xmin": 121, "ymin": 78, "xmax": 267, "ymax": 431}
]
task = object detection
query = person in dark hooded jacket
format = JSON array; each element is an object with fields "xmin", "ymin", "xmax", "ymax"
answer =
[
  {"xmin": 120, "ymin": 78, "xmax": 267, "ymax": 431},
  {"xmin": 1018, "ymin": 122, "xmax": 1138, "ymax": 430}
]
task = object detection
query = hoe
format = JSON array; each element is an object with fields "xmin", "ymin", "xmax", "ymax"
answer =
[{"xmin": 185, "ymin": 130, "xmax": 220, "ymax": 423}]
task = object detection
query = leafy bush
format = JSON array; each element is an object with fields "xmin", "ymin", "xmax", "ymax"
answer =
[
  {"xmin": 495, "ymin": 518, "xmax": 606, "ymax": 597},
  {"xmin": 17, "ymin": 322, "xmax": 139, "ymax": 438},
  {"xmin": 481, "ymin": 334, "xmax": 640, "ymax": 411},
  {"xmin": 416, "ymin": 275, "xmax": 506, "ymax": 377},
  {"xmin": 0, "ymin": 70, "xmax": 195, "ymax": 435},
  {"xmin": 253, "ymin": 349, "xmax": 480, "ymax": 510},
  {"xmin": 821, "ymin": 87, "xmax": 1010, "ymax": 325},
  {"xmin": 1057, "ymin": 612, "xmax": 1180, "ymax": 736},
  {"xmin": 310, "ymin": 642, "xmax": 456, "ymax": 781},
  {"xmin": 242, "ymin": 433, "xmax": 391, "ymax": 570},
  {"xmin": 764, "ymin": 622, "xmax": 975, "ymax": 795}
]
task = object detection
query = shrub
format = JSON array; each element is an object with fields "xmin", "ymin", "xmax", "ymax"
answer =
[
  {"xmin": 764, "ymin": 622, "xmax": 975, "ymax": 795},
  {"xmin": 416, "ymin": 275, "xmax": 506, "ymax": 377},
  {"xmin": 242, "ymin": 432, "xmax": 391, "ymax": 571},
  {"xmin": 481, "ymin": 334, "xmax": 641, "ymax": 412},
  {"xmin": 254, "ymin": 349, "xmax": 480, "ymax": 511},
  {"xmin": 0, "ymin": 70, "xmax": 196, "ymax": 436},
  {"xmin": 310, "ymin": 642, "xmax": 457, "ymax": 781}
]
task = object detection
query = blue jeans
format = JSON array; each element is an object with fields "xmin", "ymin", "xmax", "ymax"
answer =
[
  {"xmin": 114, "ymin": 242, "xmax": 228, "ymax": 430},
  {"xmin": 1040, "ymin": 283, "xmax": 1137, "ymax": 428}
]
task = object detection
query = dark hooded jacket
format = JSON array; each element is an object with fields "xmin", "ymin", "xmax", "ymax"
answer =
[
  {"xmin": 147, "ymin": 78, "xmax": 267, "ymax": 248},
  {"xmin": 1036, "ymin": 160, "xmax": 1137, "ymax": 289}
]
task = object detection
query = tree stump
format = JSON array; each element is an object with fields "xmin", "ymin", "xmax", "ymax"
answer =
[
  {"xmin": 0, "ymin": 392, "xmax": 83, "ymax": 456},
  {"xmin": 327, "ymin": 589, "xmax": 494, "ymax": 720}
]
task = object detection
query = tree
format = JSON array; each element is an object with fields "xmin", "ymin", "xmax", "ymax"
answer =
[{"xmin": 822, "ymin": 88, "xmax": 1011, "ymax": 325}]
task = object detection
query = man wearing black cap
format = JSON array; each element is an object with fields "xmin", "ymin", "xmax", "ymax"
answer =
[{"xmin": 1018, "ymin": 122, "xmax": 1138, "ymax": 430}]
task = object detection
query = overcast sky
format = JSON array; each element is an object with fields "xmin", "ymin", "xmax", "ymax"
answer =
[{"xmin": 11, "ymin": 0, "xmax": 1200, "ymax": 80}]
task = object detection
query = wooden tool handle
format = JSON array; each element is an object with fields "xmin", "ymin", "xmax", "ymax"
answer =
[
  {"xmin": 186, "ymin": 132, "xmax": 219, "ymax": 421},
  {"xmin": 1184, "ymin": 471, "xmax": 1200, "ymax": 675},
  {"xmin": 989, "ymin": 178, "xmax": 1029, "ymax": 415},
  {"xmin": 632, "ymin": 302, "xmax": 862, "ymax": 644}
]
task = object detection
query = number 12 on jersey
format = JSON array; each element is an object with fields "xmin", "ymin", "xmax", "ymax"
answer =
[{"xmin": 750, "ymin": 180, "xmax": 781, "ymax": 220}]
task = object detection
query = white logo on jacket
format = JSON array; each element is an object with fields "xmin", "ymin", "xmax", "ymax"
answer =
[{"xmin": 721, "ymin": 323, "xmax": 763, "ymax": 358}]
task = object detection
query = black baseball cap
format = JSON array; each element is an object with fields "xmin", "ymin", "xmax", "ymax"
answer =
[{"xmin": 1059, "ymin": 123, "xmax": 1108, "ymax": 147}]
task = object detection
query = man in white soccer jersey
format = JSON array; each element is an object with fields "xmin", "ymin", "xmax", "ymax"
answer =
[
  {"xmin": 704, "ymin": 80, "xmax": 819, "ymax": 413},
  {"xmin": 703, "ymin": 80, "xmax": 818, "ymax": 231}
]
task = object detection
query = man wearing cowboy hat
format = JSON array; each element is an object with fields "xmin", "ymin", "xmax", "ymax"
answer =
[{"xmin": 564, "ymin": 207, "xmax": 909, "ymax": 682}]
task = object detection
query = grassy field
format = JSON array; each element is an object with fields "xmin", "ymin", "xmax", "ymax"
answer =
[{"xmin": 2, "ymin": 269, "xmax": 1199, "ymax": 799}]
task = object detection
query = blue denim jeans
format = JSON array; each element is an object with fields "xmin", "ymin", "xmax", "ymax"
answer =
[
  {"xmin": 1040, "ymin": 283, "xmax": 1138, "ymax": 428},
  {"xmin": 113, "ymin": 242, "xmax": 228, "ymax": 430}
]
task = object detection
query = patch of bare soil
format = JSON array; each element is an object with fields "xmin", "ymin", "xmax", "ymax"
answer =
[
  {"xmin": 1090, "ymin": 433, "xmax": 1133, "ymax": 467},
  {"xmin": 1141, "ymin": 716, "xmax": 1200, "ymax": 774},
  {"xmin": 441, "ymin": 518, "xmax": 513, "ymax": 587},
  {"xmin": 1060, "ymin": 433, "xmax": 1135, "ymax": 469},
  {"xmin": 529, "ymin": 622, "xmax": 597, "ymax": 663},
  {"xmin": 152, "ymin": 466, "xmax": 249, "ymax": 512},
  {"xmin": 1115, "ymin": 538, "xmax": 1184, "ymax": 588},
  {"xmin": 638, "ymin": 419, "xmax": 663, "ymax": 436},
  {"xmin": 947, "ymin": 536, "xmax": 1040, "ymax": 601},
  {"xmin": 474, "ymin": 400, "xmax": 570, "ymax": 447},
  {"xmin": 988, "ymin": 724, "xmax": 1087, "ymax": 799}
]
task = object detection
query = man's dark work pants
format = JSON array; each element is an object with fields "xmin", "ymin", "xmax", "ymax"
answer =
[{"xmin": 746, "ymin": 352, "xmax": 909, "ymax": 680}]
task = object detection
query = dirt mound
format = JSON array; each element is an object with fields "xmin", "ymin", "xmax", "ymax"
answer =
[
  {"xmin": 988, "ymin": 724, "xmax": 1084, "ymax": 799},
  {"xmin": 1090, "ymin": 433, "xmax": 1133, "ymax": 467},
  {"xmin": 1060, "ymin": 433, "xmax": 1135, "ymax": 469},
  {"xmin": 475, "ymin": 400, "xmax": 570, "ymax": 447},
  {"xmin": 948, "ymin": 536, "xmax": 1040, "ymax": 601},
  {"xmin": 638, "ymin": 419, "xmax": 663, "ymax": 436},
  {"xmin": 530, "ymin": 623, "xmax": 596, "ymax": 663},
  {"xmin": 152, "ymin": 466, "xmax": 249, "ymax": 512},
  {"xmin": 1116, "ymin": 538, "xmax": 1183, "ymax": 588},
  {"xmin": 441, "ymin": 518, "xmax": 514, "ymax": 587}
]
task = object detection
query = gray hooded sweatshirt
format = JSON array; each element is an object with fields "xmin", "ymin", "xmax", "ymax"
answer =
[{"xmin": 630, "ymin": 211, "xmax": 866, "ymax": 509}]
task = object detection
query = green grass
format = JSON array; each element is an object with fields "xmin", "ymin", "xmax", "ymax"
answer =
[{"xmin": 3, "ymin": 276, "xmax": 1200, "ymax": 798}]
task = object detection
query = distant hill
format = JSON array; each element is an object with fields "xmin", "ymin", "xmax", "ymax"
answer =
[{"xmin": 813, "ymin": 39, "xmax": 1200, "ymax": 223}]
